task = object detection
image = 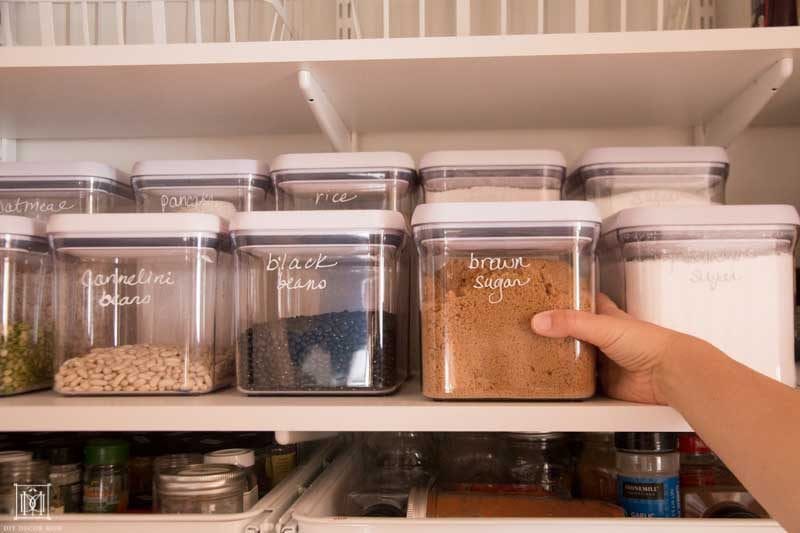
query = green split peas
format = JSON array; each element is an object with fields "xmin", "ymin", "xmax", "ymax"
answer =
[{"xmin": 0, "ymin": 322, "xmax": 54, "ymax": 395}]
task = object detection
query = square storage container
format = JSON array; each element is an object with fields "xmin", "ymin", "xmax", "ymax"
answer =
[
  {"xmin": 418, "ymin": 150, "xmax": 565, "ymax": 203},
  {"xmin": 564, "ymin": 147, "xmax": 728, "ymax": 219},
  {"xmin": 0, "ymin": 161, "xmax": 133, "ymax": 221},
  {"xmin": 131, "ymin": 160, "xmax": 272, "ymax": 218},
  {"xmin": 271, "ymin": 152, "xmax": 416, "ymax": 219},
  {"xmin": 599, "ymin": 205, "xmax": 799, "ymax": 387},
  {"xmin": 231, "ymin": 210, "xmax": 409, "ymax": 395},
  {"xmin": 412, "ymin": 202, "xmax": 600, "ymax": 400},
  {"xmin": 0, "ymin": 216, "xmax": 53, "ymax": 396},
  {"xmin": 48, "ymin": 213, "xmax": 233, "ymax": 395}
]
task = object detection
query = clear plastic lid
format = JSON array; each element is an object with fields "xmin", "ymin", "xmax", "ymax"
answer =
[
  {"xmin": 419, "ymin": 150, "xmax": 566, "ymax": 182},
  {"xmin": 131, "ymin": 159, "xmax": 271, "ymax": 189}
]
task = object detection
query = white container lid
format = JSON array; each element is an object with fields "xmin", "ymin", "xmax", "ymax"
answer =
[
  {"xmin": 419, "ymin": 150, "xmax": 566, "ymax": 170},
  {"xmin": 231, "ymin": 210, "xmax": 407, "ymax": 234},
  {"xmin": 131, "ymin": 159, "xmax": 270, "ymax": 177},
  {"xmin": 271, "ymin": 152, "xmax": 415, "ymax": 173},
  {"xmin": 204, "ymin": 448, "xmax": 255, "ymax": 468},
  {"xmin": 47, "ymin": 213, "xmax": 225, "ymax": 236},
  {"xmin": 412, "ymin": 201, "xmax": 601, "ymax": 227},
  {"xmin": 0, "ymin": 161, "xmax": 131, "ymax": 186},
  {"xmin": 575, "ymin": 146, "xmax": 729, "ymax": 170},
  {"xmin": 0, "ymin": 215, "xmax": 46, "ymax": 238},
  {"xmin": 602, "ymin": 205, "xmax": 800, "ymax": 235}
]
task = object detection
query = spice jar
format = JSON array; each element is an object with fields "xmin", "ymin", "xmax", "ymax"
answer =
[
  {"xmin": 413, "ymin": 202, "xmax": 600, "ymax": 399},
  {"xmin": 438, "ymin": 433, "xmax": 509, "ymax": 488},
  {"xmin": 0, "ymin": 459, "xmax": 49, "ymax": 514},
  {"xmin": 506, "ymin": 432, "xmax": 573, "ymax": 497},
  {"xmin": 46, "ymin": 444, "xmax": 83, "ymax": 514},
  {"xmin": 82, "ymin": 439, "xmax": 129, "ymax": 513},
  {"xmin": 48, "ymin": 213, "xmax": 233, "ymax": 395},
  {"xmin": 419, "ymin": 150, "xmax": 565, "ymax": 203},
  {"xmin": 204, "ymin": 448, "xmax": 258, "ymax": 510},
  {"xmin": 131, "ymin": 159, "xmax": 272, "ymax": 217},
  {"xmin": 615, "ymin": 432, "xmax": 680, "ymax": 518},
  {"xmin": 266, "ymin": 443, "xmax": 297, "ymax": 489},
  {"xmin": 231, "ymin": 211, "xmax": 409, "ymax": 394},
  {"xmin": 128, "ymin": 435, "xmax": 155, "ymax": 510},
  {"xmin": 577, "ymin": 432, "xmax": 616, "ymax": 502},
  {"xmin": 152, "ymin": 453, "xmax": 203, "ymax": 511},
  {"xmin": 0, "ymin": 216, "xmax": 53, "ymax": 396},
  {"xmin": 157, "ymin": 463, "xmax": 244, "ymax": 514}
]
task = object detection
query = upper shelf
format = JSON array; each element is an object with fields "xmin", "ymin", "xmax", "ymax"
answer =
[{"xmin": 0, "ymin": 27, "xmax": 798, "ymax": 140}]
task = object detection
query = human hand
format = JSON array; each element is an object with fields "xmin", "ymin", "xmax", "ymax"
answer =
[{"xmin": 531, "ymin": 294, "xmax": 706, "ymax": 405}]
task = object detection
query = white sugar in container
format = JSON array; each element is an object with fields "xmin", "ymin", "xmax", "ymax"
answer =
[{"xmin": 600, "ymin": 205, "xmax": 799, "ymax": 386}]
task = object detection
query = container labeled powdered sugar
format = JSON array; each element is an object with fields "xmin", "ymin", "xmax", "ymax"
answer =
[
  {"xmin": 419, "ymin": 150, "xmax": 565, "ymax": 203},
  {"xmin": 600, "ymin": 205, "xmax": 799, "ymax": 386},
  {"xmin": 565, "ymin": 146, "xmax": 728, "ymax": 219}
]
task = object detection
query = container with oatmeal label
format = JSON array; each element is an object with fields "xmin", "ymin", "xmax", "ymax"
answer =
[
  {"xmin": 131, "ymin": 159, "xmax": 272, "ymax": 218},
  {"xmin": 47, "ymin": 213, "xmax": 233, "ymax": 395},
  {"xmin": 0, "ymin": 161, "xmax": 133, "ymax": 221},
  {"xmin": 412, "ymin": 201, "xmax": 600, "ymax": 400}
]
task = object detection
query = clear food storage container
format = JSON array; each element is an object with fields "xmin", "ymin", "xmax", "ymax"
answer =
[
  {"xmin": 131, "ymin": 160, "xmax": 272, "ymax": 218},
  {"xmin": 564, "ymin": 146, "xmax": 728, "ymax": 219},
  {"xmin": 0, "ymin": 216, "xmax": 53, "ymax": 396},
  {"xmin": 231, "ymin": 210, "xmax": 409, "ymax": 395},
  {"xmin": 599, "ymin": 205, "xmax": 799, "ymax": 387},
  {"xmin": 48, "ymin": 213, "xmax": 233, "ymax": 395},
  {"xmin": 271, "ymin": 152, "xmax": 416, "ymax": 219},
  {"xmin": 0, "ymin": 161, "xmax": 133, "ymax": 221},
  {"xmin": 419, "ymin": 150, "xmax": 565, "ymax": 203},
  {"xmin": 412, "ymin": 202, "xmax": 600, "ymax": 400}
]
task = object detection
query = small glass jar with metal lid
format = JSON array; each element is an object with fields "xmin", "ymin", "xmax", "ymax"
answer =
[
  {"xmin": 151, "ymin": 453, "xmax": 203, "ymax": 511},
  {"xmin": 157, "ymin": 463, "xmax": 245, "ymax": 514},
  {"xmin": 203, "ymin": 448, "xmax": 259, "ymax": 510},
  {"xmin": 0, "ymin": 459, "xmax": 50, "ymax": 514},
  {"xmin": 616, "ymin": 432, "xmax": 680, "ymax": 518},
  {"xmin": 506, "ymin": 432, "xmax": 573, "ymax": 497}
]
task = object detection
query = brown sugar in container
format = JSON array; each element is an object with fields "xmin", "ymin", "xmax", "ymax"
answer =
[{"xmin": 412, "ymin": 202, "xmax": 600, "ymax": 400}]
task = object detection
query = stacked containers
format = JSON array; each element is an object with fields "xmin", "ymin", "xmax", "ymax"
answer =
[
  {"xmin": 131, "ymin": 160, "xmax": 272, "ymax": 218},
  {"xmin": 564, "ymin": 147, "xmax": 728, "ymax": 219},
  {"xmin": 419, "ymin": 150, "xmax": 566, "ymax": 203},
  {"xmin": 0, "ymin": 217, "xmax": 53, "ymax": 395},
  {"xmin": 0, "ymin": 162, "xmax": 133, "ymax": 220},
  {"xmin": 599, "ymin": 205, "xmax": 799, "ymax": 386},
  {"xmin": 231, "ymin": 211, "xmax": 409, "ymax": 394},
  {"xmin": 48, "ymin": 213, "xmax": 233, "ymax": 394},
  {"xmin": 412, "ymin": 202, "xmax": 600, "ymax": 400}
]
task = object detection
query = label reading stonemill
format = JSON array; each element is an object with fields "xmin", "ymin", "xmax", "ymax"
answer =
[{"xmin": 617, "ymin": 475, "xmax": 680, "ymax": 517}]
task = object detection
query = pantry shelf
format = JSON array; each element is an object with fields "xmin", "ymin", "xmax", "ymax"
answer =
[
  {"xmin": 0, "ymin": 27, "xmax": 798, "ymax": 141},
  {"xmin": 0, "ymin": 380, "xmax": 691, "ymax": 432}
]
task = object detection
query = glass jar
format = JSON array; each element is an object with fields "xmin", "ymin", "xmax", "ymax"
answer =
[
  {"xmin": 565, "ymin": 146, "xmax": 728, "ymax": 219},
  {"xmin": 152, "ymin": 453, "xmax": 203, "ymax": 511},
  {"xmin": 128, "ymin": 436, "xmax": 155, "ymax": 510},
  {"xmin": 616, "ymin": 432, "xmax": 680, "ymax": 518},
  {"xmin": 0, "ymin": 459, "xmax": 49, "ymax": 514},
  {"xmin": 438, "ymin": 433, "xmax": 509, "ymax": 488},
  {"xmin": 266, "ymin": 443, "xmax": 297, "ymax": 489},
  {"xmin": 157, "ymin": 463, "xmax": 244, "ymax": 514},
  {"xmin": 48, "ymin": 213, "xmax": 233, "ymax": 395},
  {"xmin": 204, "ymin": 448, "xmax": 258, "ymax": 510},
  {"xmin": 577, "ymin": 432, "xmax": 616, "ymax": 502},
  {"xmin": 50, "ymin": 463, "xmax": 82, "ymax": 513},
  {"xmin": 231, "ymin": 210, "xmax": 409, "ymax": 394},
  {"xmin": 419, "ymin": 150, "xmax": 565, "ymax": 203},
  {"xmin": 82, "ymin": 439, "xmax": 129, "ymax": 513},
  {"xmin": 131, "ymin": 159, "xmax": 272, "ymax": 217},
  {"xmin": 0, "ymin": 216, "xmax": 53, "ymax": 396},
  {"xmin": 506, "ymin": 432, "xmax": 573, "ymax": 497},
  {"xmin": 0, "ymin": 161, "xmax": 133, "ymax": 221},
  {"xmin": 413, "ymin": 202, "xmax": 599, "ymax": 399}
]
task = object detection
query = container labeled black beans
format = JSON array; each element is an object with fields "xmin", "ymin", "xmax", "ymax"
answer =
[{"xmin": 230, "ymin": 210, "xmax": 409, "ymax": 394}]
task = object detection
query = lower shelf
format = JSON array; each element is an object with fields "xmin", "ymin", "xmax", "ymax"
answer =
[{"xmin": 0, "ymin": 378, "xmax": 690, "ymax": 432}]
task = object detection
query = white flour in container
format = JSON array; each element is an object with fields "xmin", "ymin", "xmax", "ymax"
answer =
[
  {"xmin": 592, "ymin": 190, "xmax": 719, "ymax": 219},
  {"xmin": 625, "ymin": 252, "xmax": 795, "ymax": 386},
  {"xmin": 425, "ymin": 186, "xmax": 560, "ymax": 203}
]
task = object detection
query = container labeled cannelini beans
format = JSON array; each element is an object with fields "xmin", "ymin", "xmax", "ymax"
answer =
[
  {"xmin": 412, "ymin": 201, "xmax": 600, "ymax": 400},
  {"xmin": 230, "ymin": 210, "xmax": 409, "ymax": 394},
  {"xmin": 48, "ymin": 213, "xmax": 233, "ymax": 395}
]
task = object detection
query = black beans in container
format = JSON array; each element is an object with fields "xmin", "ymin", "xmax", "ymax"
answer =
[{"xmin": 239, "ymin": 310, "xmax": 398, "ymax": 393}]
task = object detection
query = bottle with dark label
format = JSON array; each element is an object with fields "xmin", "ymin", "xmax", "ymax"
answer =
[{"xmin": 615, "ymin": 433, "xmax": 680, "ymax": 518}]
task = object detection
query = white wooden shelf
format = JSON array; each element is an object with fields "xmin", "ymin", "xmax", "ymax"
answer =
[
  {"xmin": 0, "ymin": 378, "xmax": 690, "ymax": 432},
  {"xmin": 0, "ymin": 27, "xmax": 798, "ymax": 141}
]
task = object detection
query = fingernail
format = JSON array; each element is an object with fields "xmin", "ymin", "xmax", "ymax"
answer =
[{"xmin": 532, "ymin": 312, "xmax": 552, "ymax": 333}]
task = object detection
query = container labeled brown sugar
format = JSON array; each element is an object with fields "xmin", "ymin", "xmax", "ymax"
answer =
[{"xmin": 412, "ymin": 202, "xmax": 600, "ymax": 400}]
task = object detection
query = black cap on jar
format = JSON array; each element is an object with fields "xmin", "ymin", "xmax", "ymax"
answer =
[{"xmin": 615, "ymin": 432, "xmax": 677, "ymax": 452}]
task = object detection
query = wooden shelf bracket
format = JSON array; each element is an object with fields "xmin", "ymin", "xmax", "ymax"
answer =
[
  {"xmin": 695, "ymin": 56, "xmax": 794, "ymax": 147},
  {"xmin": 298, "ymin": 69, "xmax": 357, "ymax": 152}
]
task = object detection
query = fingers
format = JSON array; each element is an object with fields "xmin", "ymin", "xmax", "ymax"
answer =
[{"xmin": 596, "ymin": 293, "xmax": 628, "ymax": 319}]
